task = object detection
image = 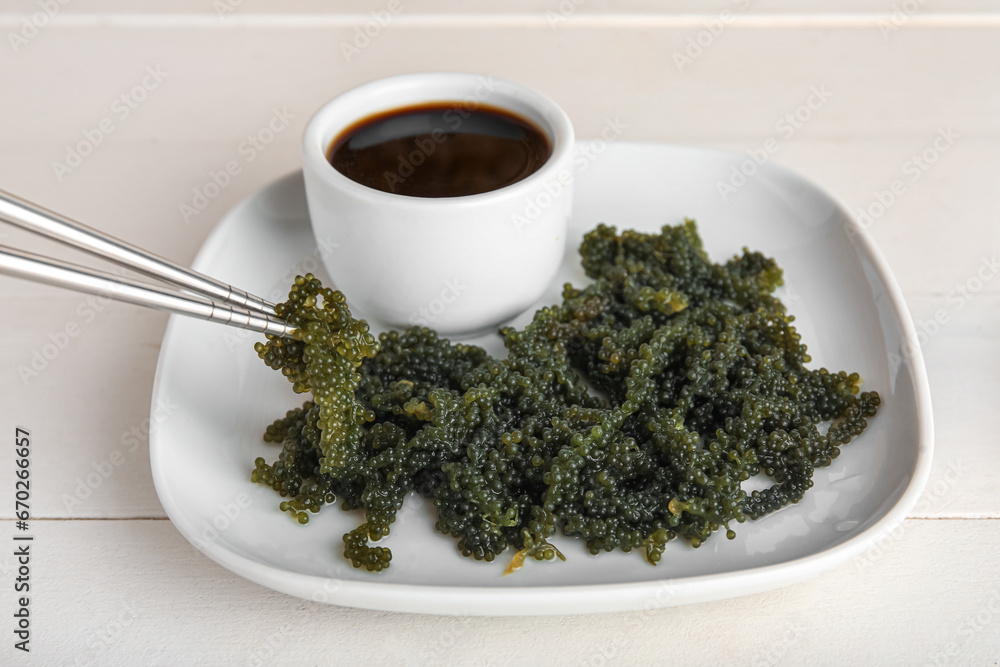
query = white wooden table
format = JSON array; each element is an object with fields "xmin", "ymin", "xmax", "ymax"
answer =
[{"xmin": 1, "ymin": 1, "xmax": 998, "ymax": 664}]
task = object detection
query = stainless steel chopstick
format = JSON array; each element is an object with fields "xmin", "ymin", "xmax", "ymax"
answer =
[
  {"xmin": 0, "ymin": 246, "xmax": 296, "ymax": 339},
  {"xmin": 0, "ymin": 189, "xmax": 278, "ymax": 317}
]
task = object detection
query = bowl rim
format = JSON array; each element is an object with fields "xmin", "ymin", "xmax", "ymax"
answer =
[{"xmin": 301, "ymin": 72, "xmax": 576, "ymax": 208}]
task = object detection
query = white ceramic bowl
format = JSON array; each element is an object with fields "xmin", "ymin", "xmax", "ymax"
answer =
[{"xmin": 301, "ymin": 73, "xmax": 575, "ymax": 336}]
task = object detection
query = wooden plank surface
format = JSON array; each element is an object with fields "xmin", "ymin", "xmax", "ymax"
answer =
[
  {"xmin": 1, "ymin": 519, "xmax": 997, "ymax": 665},
  {"xmin": 4, "ymin": 0, "xmax": 1000, "ymax": 16},
  {"xmin": 0, "ymin": 7, "xmax": 996, "ymax": 664}
]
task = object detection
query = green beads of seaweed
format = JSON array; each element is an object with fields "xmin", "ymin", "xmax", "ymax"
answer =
[{"xmin": 251, "ymin": 222, "xmax": 880, "ymax": 574}]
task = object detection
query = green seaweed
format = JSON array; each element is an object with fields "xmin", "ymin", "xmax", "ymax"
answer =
[{"xmin": 252, "ymin": 220, "xmax": 880, "ymax": 572}]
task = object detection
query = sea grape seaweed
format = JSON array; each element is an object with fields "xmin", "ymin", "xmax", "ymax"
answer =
[{"xmin": 252, "ymin": 220, "xmax": 880, "ymax": 573}]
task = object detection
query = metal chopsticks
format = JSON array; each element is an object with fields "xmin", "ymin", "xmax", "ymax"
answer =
[
  {"xmin": 0, "ymin": 189, "xmax": 278, "ymax": 315},
  {"xmin": 0, "ymin": 190, "xmax": 296, "ymax": 339}
]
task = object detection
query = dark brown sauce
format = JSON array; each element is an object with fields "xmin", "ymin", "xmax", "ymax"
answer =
[{"xmin": 327, "ymin": 102, "xmax": 552, "ymax": 198}]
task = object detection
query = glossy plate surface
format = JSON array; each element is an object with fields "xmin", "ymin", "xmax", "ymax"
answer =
[{"xmin": 149, "ymin": 142, "xmax": 932, "ymax": 615}]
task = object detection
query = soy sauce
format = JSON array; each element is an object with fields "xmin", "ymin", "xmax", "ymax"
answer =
[{"xmin": 328, "ymin": 102, "xmax": 552, "ymax": 198}]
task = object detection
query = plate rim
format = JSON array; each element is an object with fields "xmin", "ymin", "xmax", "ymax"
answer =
[{"xmin": 149, "ymin": 141, "xmax": 934, "ymax": 615}]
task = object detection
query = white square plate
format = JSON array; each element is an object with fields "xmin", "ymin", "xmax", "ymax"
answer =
[{"xmin": 149, "ymin": 142, "xmax": 932, "ymax": 615}]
